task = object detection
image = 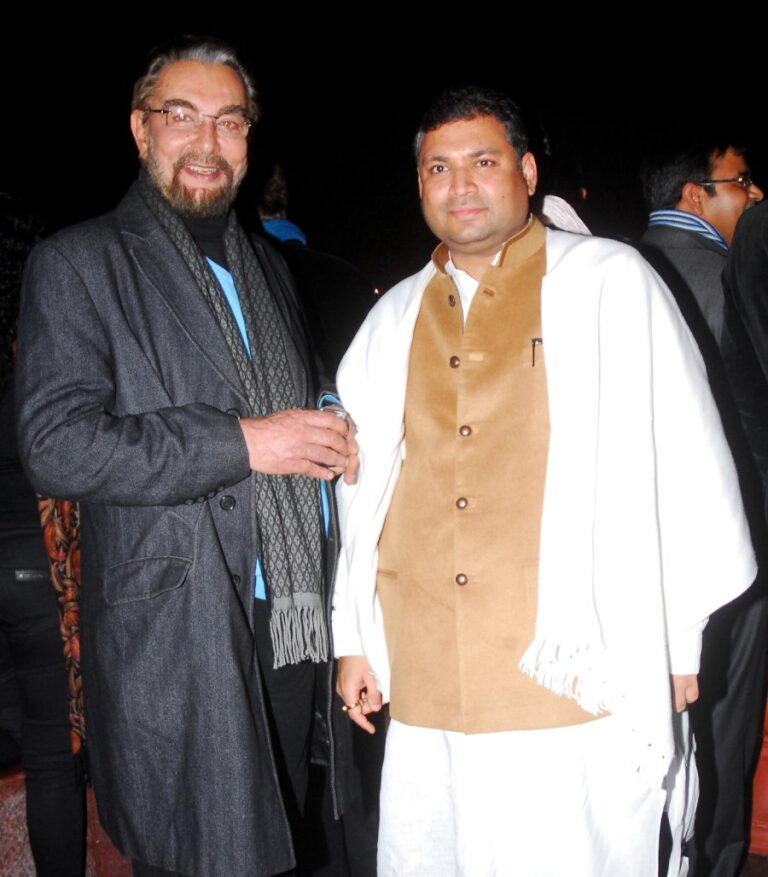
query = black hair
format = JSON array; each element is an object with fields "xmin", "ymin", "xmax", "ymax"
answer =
[
  {"xmin": 414, "ymin": 86, "xmax": 529, "ymax": 165},
  {"xmin": 641, "ymin": 141, "xmax": 743, "ymax": 211}
]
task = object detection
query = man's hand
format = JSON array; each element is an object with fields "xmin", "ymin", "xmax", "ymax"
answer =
[
  {"xmin": 239, "ymin": 409, "xmax": 358, "ymax": 480},
  {"xmin": 671, "ymin": 674, "xmax": 699, "ymax": 713},
  {"xmin": 336, "ymin": 655, "xmax": 383, "ymax": 734},
  {"xmin": 341, "ymin": 418, "xmax": 359, "ymax": 485}
]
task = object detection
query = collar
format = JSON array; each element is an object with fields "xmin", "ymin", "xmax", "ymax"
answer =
[
  {"xmin": 431, "ymin": 214, "xmax": 544, "ymax": 276},
  {"xmin": 647, "ymin": 209, "xmax": 727, "ymax": 250},
  {"xmin": 262, "ymin": 217, "xmax": 307, "ymax": 245},
  {"xmin": 184, "ymin": 213, "xmax": 229, "ymax": 268}
]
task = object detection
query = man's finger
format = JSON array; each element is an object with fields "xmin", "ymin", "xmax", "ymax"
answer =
[
  {"xmin": 316, "ymin": 409, "xmax": 354, "ymax": 435},
  {"xmin": 344, "ymin": 451, "xmax": 361, "ymax": 485},
  {"xmin": 344, "ymin": 701, "xmax": 376, "ymax": 734}
]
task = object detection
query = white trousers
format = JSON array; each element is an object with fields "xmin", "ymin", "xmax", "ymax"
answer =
[{"xmin": 378, "ymin": 717, "xmax": 671, "ymax": 877}]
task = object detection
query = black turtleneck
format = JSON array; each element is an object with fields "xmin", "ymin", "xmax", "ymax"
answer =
[{"xmin": 184, "ymin": 214, "xmax": 229, "ymax": 269}]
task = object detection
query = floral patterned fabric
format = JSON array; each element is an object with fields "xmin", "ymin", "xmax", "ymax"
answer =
[{"xmin": 38, "ymin": 498, "xmax": 83, "ymax": 754}]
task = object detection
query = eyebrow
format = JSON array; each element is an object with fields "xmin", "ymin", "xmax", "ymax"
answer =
[
  {"xmin": 422, "ymin": 146, "xmax": 504, "ymax": 163},
  {"xmin": 162, "ymin": 98, "xmax": 248, "ymax": 116}
]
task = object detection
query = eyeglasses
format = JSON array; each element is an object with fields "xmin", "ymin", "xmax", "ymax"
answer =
[
  {"xmin": 145, "ymin": 105, "xmax": 252, "ymax": 140},
  {"xmin": 696, "ymin": 172, "xmax": 754, "ymax": 190}
]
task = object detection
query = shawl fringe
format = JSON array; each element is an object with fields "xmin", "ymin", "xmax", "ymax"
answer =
[{"xmin": 519, "ymin": 636, "xmax": 610, "ymax": 716}]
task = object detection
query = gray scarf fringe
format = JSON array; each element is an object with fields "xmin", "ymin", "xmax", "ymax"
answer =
[{"xmin": 270, "ymin": 600, "xmax": 330, "ymax": 667}]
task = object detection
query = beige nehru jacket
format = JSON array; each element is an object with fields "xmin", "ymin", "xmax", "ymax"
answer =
[{"xmin": 377, "ymin": 217, "xmax": 595, "ymax": 733}]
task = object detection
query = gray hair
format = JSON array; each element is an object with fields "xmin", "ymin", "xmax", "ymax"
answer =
[{"xmin": 132, "ymin": 35, "xmax": 260, "ymax": 122}]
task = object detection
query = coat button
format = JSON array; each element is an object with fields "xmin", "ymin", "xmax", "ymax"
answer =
[
  {"xmin": 449, "ymin": 355, "xmax": 461, "ymax": 368},
  {"xmin": 448, "ymin": 294, "xmax": 456, "ymax": 306},
  {"xmin": 455, "ymin": 573, "xmax": 468, "ymax": 586},
  {"xmin": 456, "ymin": 497, "xmax": 468, "ymax": 510},
  {"xmin": 232, "ymin": 574, "xmax": 241, "ymax": 586},
  {"xmin": 220, "ymin": 495, "xmax": 236, "ymax": 511},
  {"xmin": 459, "ymin": 425, "xmax": 472, "ymax": 437},
  {"xmin": 226, "ymin": 408, "xmax": 242, "ymax": 418}
]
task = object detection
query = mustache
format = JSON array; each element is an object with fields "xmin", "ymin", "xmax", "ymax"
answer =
[{"xmin": 173, "ymin": 151, "xmax": 234, "ymax": 176}]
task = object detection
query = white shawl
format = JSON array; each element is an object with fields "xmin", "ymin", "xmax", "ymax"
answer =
[{"xmin": 333, "ymin": 229, "xmax": 755, "ymax": 788}]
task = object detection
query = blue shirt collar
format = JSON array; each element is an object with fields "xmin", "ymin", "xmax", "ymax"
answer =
[{"xmin": 647, "ymin": 209, "xmax": 727, "ymax": 250}]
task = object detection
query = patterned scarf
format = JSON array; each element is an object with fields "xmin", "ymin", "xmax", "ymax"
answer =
[
  {"xmin": 137, "ymin": 173, "xmax": 327, "ymax": 667},
  {"xmin": 38, "ymin": 497, "xmax": 84, "ymax": 752}
]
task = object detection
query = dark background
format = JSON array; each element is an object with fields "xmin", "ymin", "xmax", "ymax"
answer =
[{"xmin": 3, "ymin": 20, "xmax": 765, "ymax": 290}]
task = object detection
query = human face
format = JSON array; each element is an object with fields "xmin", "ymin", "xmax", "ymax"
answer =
[
  {"xmin": 418, "ymin": 115, "xmax": 537, "ymax": 277},
  {"xmin": 700, "ymin": 147, "xmax": 763, "ymax": 245},
  {"xmin": 130, "ymin": 60, "xmax": 249, "ymax": 218}
]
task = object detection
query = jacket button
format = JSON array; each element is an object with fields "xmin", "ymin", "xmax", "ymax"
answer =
[
  {"xmin": 455, "ymin": 573, "xmax": 468, "ymax": 586},
  {"xmin": 184, "ymin": 498, "xmax": 195, "ymax": 505},
  {"xmin": 459, "ymin": 425, "xmax": 472, "ymax": 437},
  {"xmin": 449, "ymin": 355, "xmax": 461, "ymax": 368},
  {"xmin": 220, "ymin": 495, "xmax": 236, "ymax": 511},
  {"xmin": 232, "ymin": 574, "xmax": 241, "ymax": 586},
  {"xmin": 226, "ymin": 408, "xmax": 242, "ymax": 418},
  {"xmin": 456, "ymin": 497, "xmax": 468, "ymax": 510},
  {"xmin": 448, "ymin": 294, "xmax": 456, "ymax": 307}
]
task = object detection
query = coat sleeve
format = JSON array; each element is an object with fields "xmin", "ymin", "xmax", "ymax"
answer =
[
  {"xmin": 721, "ymin": 206, "xmax": 768, "ymax": 509},
  {"xmin": 15, "ymin": 239, "xmax": 251, "ymax": 507}
]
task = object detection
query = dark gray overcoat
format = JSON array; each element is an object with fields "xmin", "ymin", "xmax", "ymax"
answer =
[{"xmin": 14, "ymin": 183, "xmax": 328, "ymax": 876}]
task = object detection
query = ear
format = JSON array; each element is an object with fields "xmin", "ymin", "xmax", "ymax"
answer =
[
  {"xmin": 521, "ymin": 152, "xmax": 538, "ymax": 196},
  {"xmin": 417, "ymin": 167, "xmax": 424, "ymax": 200},
  {"xmin": 130, "ymin": 109, "xmax": 150, "ymax": 161},
  {"xmin": 679, "ymin": 181, "xmax": 706, "ymax": 217}
]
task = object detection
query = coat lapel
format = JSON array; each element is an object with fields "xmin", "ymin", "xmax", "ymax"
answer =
[{"xmin": 117, "ymin": 184, "xmax": 249, "ymax": 405}]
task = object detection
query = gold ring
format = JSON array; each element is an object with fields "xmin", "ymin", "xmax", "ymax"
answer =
[{"xmin": 342, "ymin": 701, "xmax": 360, "ymax": 713}]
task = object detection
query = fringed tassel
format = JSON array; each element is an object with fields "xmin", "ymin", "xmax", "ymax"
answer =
[
  {"xmin": 519, "ymin": 637, "xmax": 609, "ymax": 715},
  {"xmin": 270, "ymin": 605, "xmax": 329, "ymax": 668}
]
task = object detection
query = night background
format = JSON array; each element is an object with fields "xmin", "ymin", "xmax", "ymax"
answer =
[{"xmin": 3, "ymin": 19, "xmax": 765, "ymax": 291}]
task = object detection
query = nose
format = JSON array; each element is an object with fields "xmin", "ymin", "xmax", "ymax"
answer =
[
  {"xmin": 450, "ymin": 167, "xmax": 477, "ymax": 196},
  {"xmin": 191, "ymin": 116, "xmax": 220, "ymax": 151},
  {"xmin": 749, "ymin": 180, "xmax": 764, "ymax": 203}
]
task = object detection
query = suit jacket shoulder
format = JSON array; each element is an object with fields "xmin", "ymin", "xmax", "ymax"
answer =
[{"xmin": 639, "ymin": 224, "xmax": 726, "ymax": 342}]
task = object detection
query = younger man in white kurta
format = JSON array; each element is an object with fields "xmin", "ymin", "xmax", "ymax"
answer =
[{"xmin": 333, "ymin": 89, "xmax": 755, "ymax": 877}]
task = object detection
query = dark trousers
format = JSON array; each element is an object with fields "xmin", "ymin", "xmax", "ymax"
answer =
[
  {"xmin": 688, "ymin": 578, "xmax": 768, "ymax": 877},
  {"xmin": 253, "ymin": 598, "xmax": 316, "ymax": 834},
  {"xmin": 0, "ymin": 567, "xmax": 85, "ymax": 877}
]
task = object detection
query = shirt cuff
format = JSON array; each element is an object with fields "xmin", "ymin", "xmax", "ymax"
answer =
[
  {"xmin": 668, "ymin": 618, "xmax": 708, "ymax": 675},
  {"xmin": 331, "ymin": 610, "xmax": 365, "ymax": 658}
]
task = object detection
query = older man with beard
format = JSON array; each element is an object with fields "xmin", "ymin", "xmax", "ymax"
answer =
[{"xmin": 14, "ymin": 36, "xmax": 357, "ymax": 877}]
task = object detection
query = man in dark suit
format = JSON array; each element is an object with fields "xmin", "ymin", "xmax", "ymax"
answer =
[
  {"xmin": 640, "ymin": 142, "xmax": 763, "ymax": 341},
  {"xmin": 639, "ymin": 142, "xmax": 767, "ymax": 877},
  {"xmin": 15, "ymin": 37, "xmax": 357, "ymax": 877}
]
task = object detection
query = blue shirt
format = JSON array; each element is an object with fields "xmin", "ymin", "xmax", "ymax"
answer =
[{"xmin": 206, "ymin": 258, "xmax": 330, "ymax": 600}]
